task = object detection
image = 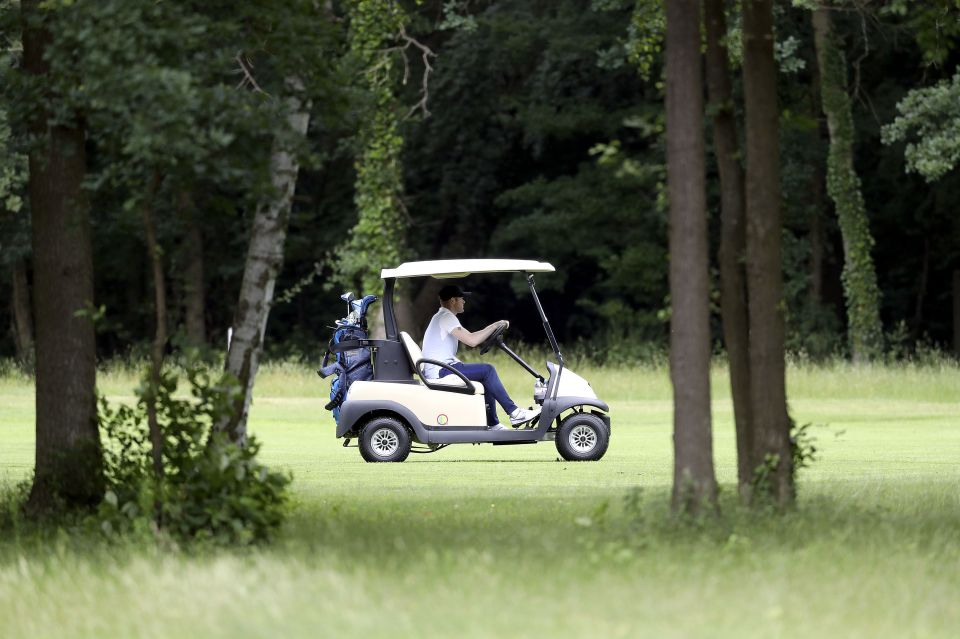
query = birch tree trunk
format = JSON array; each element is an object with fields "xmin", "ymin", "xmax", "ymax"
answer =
[
  {"xmin": 665, "ymin": 0, "xmax": 717, "ymax": 514},
  {"xmin": 742, "ymin": 0, "xmax": 794, "ymax": 507},
  {"xmin": 704, "ymin": 0, "xmax": 753, "ymax": 497},
  {"xmin": 220, "ymin": 84, "xmax": 310, "ymax": 443},
  {"xmin": 812, "ymin": 5, "xmax": 883, "ymax": 362}
]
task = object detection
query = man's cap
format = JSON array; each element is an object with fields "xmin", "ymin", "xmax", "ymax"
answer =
[{"xmin": 438, "ymin": 284, "xmax": 471, "ymax": 301}]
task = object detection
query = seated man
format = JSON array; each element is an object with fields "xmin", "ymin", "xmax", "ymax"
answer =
[{"xmin": 421, "ymin": 284, "xmax": 541, "ymax": 430}]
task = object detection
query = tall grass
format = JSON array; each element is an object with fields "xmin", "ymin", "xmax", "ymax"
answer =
[{"xmin": 1, "ymin": 357, "xmax": 958, "ymax": 637}]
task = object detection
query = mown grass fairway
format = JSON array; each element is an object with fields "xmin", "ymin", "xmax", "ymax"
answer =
[{"xmin": 1, "ymin": 359, "xmax": 959, "ymax": 638}]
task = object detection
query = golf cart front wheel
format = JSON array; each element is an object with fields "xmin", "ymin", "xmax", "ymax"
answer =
[
  {"xmin": 359, "ymin": 416, "xmax": 411, "ymax": 462},
  {"xmin": 556, "ymin": 413, "xmax": 609, "ymax": 462}
]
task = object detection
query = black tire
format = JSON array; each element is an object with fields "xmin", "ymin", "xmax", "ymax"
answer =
[
  {"xmin": 359, "ymin": 416, "xmax": 411, "ymax": 463},
  {"xmin": 555, "ymin": 412, "xmax": 609, "ymax": 462}
]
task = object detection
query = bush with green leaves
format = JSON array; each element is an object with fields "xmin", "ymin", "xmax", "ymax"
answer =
[{"xmin": 97, "ymin": 363, "xmax": 290, "ymax": 545}]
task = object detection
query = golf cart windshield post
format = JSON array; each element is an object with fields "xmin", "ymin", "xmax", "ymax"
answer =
[
  {"xmin": 383, "ymin": 278, "xmax": 398, "ymax": 340},
  {"xmin": 526, "ymin": 274, "xmax": 563, "ymax": 368}
]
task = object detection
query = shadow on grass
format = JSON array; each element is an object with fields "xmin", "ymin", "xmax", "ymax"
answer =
[
  {"xmin": 2, "ymin": 478, "xmax": 957, "ymax": 576},
  {"xmin": 406, "ymin": 458, "xmax": 562, "ymax": 463},
  {"xmin": 277, "ymin": 482, "xmax": 960, "ymax": 571}
]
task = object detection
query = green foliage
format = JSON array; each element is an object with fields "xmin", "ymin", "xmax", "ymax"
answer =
[
  {"xmin": 0, "ymin": 108, "xmax": 25, "ymax": 215},
  {"xmin": 0, "ymin": 478, "xmax": 29, "ymax": 535},
  {"xmin": 493, "ymin": 159, "xmax": 667, "ymax": 340},
  {"xmin": 751, "ymin": 419, "xmax": 818, "ymax": 505},
  {"xmin": 1, "ymin": 0, "xmax": 958, "ymax": 360},
  {"xmin": 789, "ymin": 421, "xmax": 818, "ymax": 472},
  {"xmin": 880, "ymin": 0, "xmax": 960, "ymax": 67},
  {"xmin": 594, "ymin": 0, "xmax": 664, "ymax": 82},
  {"xmin": 97, "ymin": 362, "xmax": 291, "ymax": 545},
  {"xmin": 882, "ymin": 71, "xmax": 960, "ymax": 182},
  {"xmin": 439, "ymin": 0, "xmax": 478, "ymax": 33},
  {"xmin": 0, "ymin": 106, "xmax": 29, "ymax": 272}
]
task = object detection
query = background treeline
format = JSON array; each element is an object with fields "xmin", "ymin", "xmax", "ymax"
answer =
[{"xmin": 1, "ymin": 0, "xmax": 958, "ymax": 367}]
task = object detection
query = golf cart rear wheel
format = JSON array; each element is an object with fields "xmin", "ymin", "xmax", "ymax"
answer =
[
  {"xmin": 359, "ymin": 416, "xmax": 411, "ymax": 463},
  {"xmin": 556, "ymin": 413, "xmax": 609, "ymax": 462}
]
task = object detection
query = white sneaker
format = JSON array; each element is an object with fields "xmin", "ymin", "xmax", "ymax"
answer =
[
  {"xmin": 509, "ymin": 407, "xmax": 541, "ymax": 426},
  {"xmin": 488, "ymin": 423, "xmax": 509, "ymax": 431}
]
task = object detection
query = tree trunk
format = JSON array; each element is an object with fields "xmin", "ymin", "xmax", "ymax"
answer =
[
  {"xmin": 181, "ymin": 192, "xmax": 206, "ymax": 347},
  {"xmin": 665, "ymin": 0, "xmax": 717, "ymax": 514},
  {"xmin": 412, "ymin": 279, "xmax": 444, "ymax": 339},
  {"xmin": 911, "ymin": 236, "xmax": 929, "ymax": 341},
  {"xmin": 704, "ymin": 0, "xmax": 753, "ymax": 496},
  {"xmin": 22, "ymin": 0, "xmax": 102, "ymax": 512},
  {"xmin": 742, "ymin": 0, "xmax": 794, "ymax": 507},
  {"xmin": 11, "ymin": 257, "xmax": 34, "ymax": 367},
  {"xmin": 809, "ymin": 53, "xmax": 826, "ymax": 307},
  {"xmin": 953, "ymin": 270, "xmax": 960, "ymax": 357},
  {"xmin": 809, "ymin": 174, "xmax": 825, "ymax": 306},
  {"xmin": 392, "ymin": 279, "xmax": 444, "ymax": 342},
  {"xmin": 220, "ymin": 82, "xmax": 310, "ymax": 443},
  {"xmin": 812, "ymin": 5, "xmax": 883, "ymax": 362},
  {"xmin": 142, "ymin": 172, "xmax": 165, "ymax": 480}
]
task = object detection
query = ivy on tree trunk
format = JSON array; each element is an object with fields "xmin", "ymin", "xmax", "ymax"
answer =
[
  {"xmin": 337, "ymin": 0, "xmax": 409, "ymax": 313},
  {"xmin": 812, "ymin": 6, "xmax": 883, "ymax": 362}
]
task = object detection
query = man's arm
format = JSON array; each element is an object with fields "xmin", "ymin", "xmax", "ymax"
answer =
[{"xmin": 451, "ymin": 320, "xmax": 509, "ymax": 348}]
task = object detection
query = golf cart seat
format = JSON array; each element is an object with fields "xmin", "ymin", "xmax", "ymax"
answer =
[{"xmin": 399, "ymin": 332, "xmax": 483, "ymax": 395}]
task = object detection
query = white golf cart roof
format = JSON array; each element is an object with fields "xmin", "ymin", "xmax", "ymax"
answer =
[{"xmin": 381, "ymin": 259, "xmax": 555, "ymax": 280}]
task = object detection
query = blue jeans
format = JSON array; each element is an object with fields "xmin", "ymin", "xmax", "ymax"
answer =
[{"xmin": 440, "ymin": 362, "xmax": 518, "ymax": 426}]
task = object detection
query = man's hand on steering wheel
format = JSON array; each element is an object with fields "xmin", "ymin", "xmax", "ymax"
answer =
[{"xmin": 479, "ymin": 320, "xmax": 509, "ymax": 354}]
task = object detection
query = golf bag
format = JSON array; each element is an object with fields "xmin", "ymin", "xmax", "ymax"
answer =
[{"xmin": 318, "ymin": 293, "xmax": 378, "ymax": 424}]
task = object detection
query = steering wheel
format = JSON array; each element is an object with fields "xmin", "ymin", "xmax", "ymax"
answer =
[{"xmin": 479, "ymin": 323, "xmax": 508, "ymax": 355}]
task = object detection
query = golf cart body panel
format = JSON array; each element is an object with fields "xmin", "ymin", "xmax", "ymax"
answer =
[
  {"xmin": 329, "ymin": 258, "xmax": 611, "ymax": 461},
  {"xmin": 549, "ymin": 366, "xmax": 597, "ymax": 400},
  {"xmin": 538, "ymin": 396, "xmax": 609, "ymax": 426},
  {"xmin": 347, "ymin": 379, "xmax": 487, "ymax": 427}
]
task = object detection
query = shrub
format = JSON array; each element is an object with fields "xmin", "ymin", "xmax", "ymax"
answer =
[{"xmin": 97, "ymin": 362, "xmax": 291, "ymax": 545}]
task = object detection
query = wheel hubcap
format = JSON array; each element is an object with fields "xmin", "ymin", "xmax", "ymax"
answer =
[
  {"xmin": 569, "ymin": 424, "xmax": 597, "ymax": 453},
  {"xmin": 371, "ymin": 427, "xmax": 400, "ymax": 457}
]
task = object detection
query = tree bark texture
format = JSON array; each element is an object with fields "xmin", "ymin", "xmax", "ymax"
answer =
[
  {"xmin": 392, "ymin": 279, "xmax": 444, "ymax": 342},
  {"xmin": 142, "ymin": 173, "xmax": 165, "ymax": 480},
  {"xmin": 22, "ymin": 0, "xmax": 102, "ymax": 511},
  {"xmin": 181, "ymin": 193, "xmax": 206, "ymax": 347},
  {"xmin": 911, "ymin": 236, "xmax": 929, "ymax": 340},
  {"xmin": 704, "ymin": 0, "xmax": 754, "ymax": 495},
  {"xmin": 741, "ymin": 0, "xmax": 794, "ymax": 506},
  {"xmin": 665, "ymin": 0, "xmax": 717, "ymax": 514},
  {"xmin": 11, "ymin": 257, "xmax": 34, "ymax": 367},
  {"xmin": 812, "ymin": 6, "xmax": 883, "ymax": 362},
  {"xmin": 953, "ymin": 270, "xmax": 960, "ymax": 356},
  {"xmin": 221, "ymin": 84, "xmax": 310, "ymax": 443},
  {"xmin": 809, "ymin": 53, "xmax": 826, "ymax": 307}
]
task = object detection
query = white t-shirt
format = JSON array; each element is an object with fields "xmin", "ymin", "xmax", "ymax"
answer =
[{"xmin": 421, "ymin": 307, "xmax": 463, "ymax": 378}]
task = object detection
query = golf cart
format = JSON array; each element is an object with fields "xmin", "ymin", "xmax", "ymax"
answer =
[{"xmin": 332, "ymin": 259, "xmax": 611, "ymax": 462}]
